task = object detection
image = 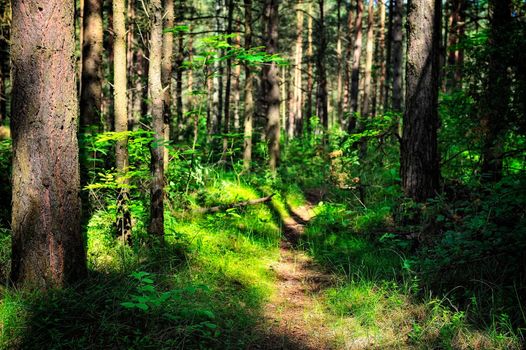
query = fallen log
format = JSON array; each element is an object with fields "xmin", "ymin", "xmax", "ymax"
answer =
[{"xmin": 194, "ymin": 194, "xmax": 275, "ymax": 214}]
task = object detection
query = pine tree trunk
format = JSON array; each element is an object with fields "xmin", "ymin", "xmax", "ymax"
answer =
[
  {"xmin": 264, "ymin": 0, "xmax": 280, "ymax": 173},
  {"xmin": 391, "ymin": 0, "xmax": 404, "ymax": 112},
  {"xmin": 336, "ymin": 0, "xmax": 343, "ymax": 127},
  {"xmin": 222, "ymin": 0, "xmax": 234, "ymax": 159},
  {"xmin": 243, "ymin": 0, "xmax": 254, "ymax": 171},
  {"xmin": 305, "ymin": 2, "xmax": 313, "ymax": 133},
  {"xmin": 114, "ymin": 0, "xmax": 132, "ymax": 241},
  {"xmin": 316, "ymin": 0, "xmax": 328, "ymax": 130},
  {"xmin": 289, "ymin": 1, "xmax": 303, "ymax": 139},
  {"xmin": 148, "ymin": 0, "xmax": 165, "ymax": 239},
  {"xmin": 343, "ymin": 4, "xmax": 353, "ymax": 124},
  {"xmin": 362, "ymin": 0, "xmax": 375, "ymax": 118},
  {"xmin": 162, "ymin": 0, "xmax": 174, "ymax": 171},
  {"xmin": 349, "ymin": 0, "xmax": 363, "ymax": 131},
  {"xmin": 10, "ymin": 0, "xmax": 86, "ymax": 287},
  {"xmin": 401, "ymin": 0, "xmax": 441, "ymax": 202},
  {"xmin": 377, "ymin": 0, "xmax": 386, "ymax": 113}
]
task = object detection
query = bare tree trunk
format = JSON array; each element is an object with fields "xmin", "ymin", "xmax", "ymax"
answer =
[
  {"xmin": 305, "ymin": 2, "xmax": 313, "ymax": 134},
  {"xmin": 377, "ymin": 0, "xmax": 386, "ymax": 113},
  {"xmin": 343, "ymin": 3, "xmax": 353, "ymax": 125},
  {"xmin": 162, "ymin": 0, "xmax": 174, "ymax": 172},
  {"xmin": 384, "ymin": 0, "xmax": 394, "ymax": 109},
  {"xmin": 243, "ymin": 0, "xmax": 254, "ymax": 171},
  {"xmin": 264, "ymin": 0, "xmax": 280, "ymax": 173},
  {"xmin": 114, "ymin": 0, "xmax": 132, "ymax": 241},
  {"xmin": 211, "ymin": 0, "xmax": 224, "ymax": 135},
  {"xmin": 233, "ymin": 33, "xmax": 241, "ymax": 131},
  {"xmin": 316, "ymin": 0, "xmax": 328, "ymax": 130},
  {"xmin": 401, "ymin": 0, "xmax": 441, "ymax": 202},
  {"xmin": 336, "ymin": 0, "xmax": 343, "ymax": 127},
  {"xmin": 349, "ymin": 0, "xmax": 363, "ymax": 131},
  {"xmin": 292, "ymin": 1, "xmax": 303, "ymax": 137},
  {"xmin": 148, "ymin": 0, "xmax": 165, "ymax": 239},
  {"xmin": 362, "ymin": 0, "xmax": 375, "ymax": 118},
  {"xmin": 10, "ymin": 0, "xmax": 86, "ymax": 287},
  {"xmin": 222, "ymin": 0, "xmax": 234, "ymax": 160},
  {"xmin": 446, "ymin": 0, "xmax": 466, "ymax": 89},
  {"xmin": 391, "ymin": 0, "xmax": 404, "ymax": 112},
  {"xmin": 480, "ymin": 0, "xmax": 511, "ymax": 182}
]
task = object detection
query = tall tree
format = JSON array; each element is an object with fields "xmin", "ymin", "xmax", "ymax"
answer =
[
  {"xmin": 349, "ymin": 0, "xmax": 364, "ymax": 131},
  {"xmin": 243, "ymin": 0, "xmax": 254, "ymax": 171},
  {"xmin": 316, "ymin": 0, "xmax": 329, "ymax": 130},
  {"xmin": 480, "ymin": 0, "xmax": 512, "ymax": 182},
  {"xmin": 10, "ymin": 0, "xmax": 86, "ymax": 287},
  {"xmin": 222, "ymin": 0, "xmax": 235, "ymax": 159},
  {"xmin": 446, "ymin": 0, "xmax": 466, "ymax": 89},
  {"xmin": 401, "ymin": 0, "xmax": 441, "ymax": 201},
  {"xmin": 377, "ymin": 0, "xmax": 386, "ymax": 112},
  {"xmin": 162, "ymin": 0, "xmax": 174, "ymax": 171},
  {"xmin": 391, "ymin": 0, "xmax": 404, "ymax": 112},
  {"xmin": 0, "ymin": 1, "xmax": 11, "ymax": 124},
  {"xmin": 335, "ymin": 0, "xmax": 344, "ymax": 127},
  {"xmin": 361, "ymin": 0, "xmax": 375, "ymax": 118},
  {"xmin": 289, "ymin": 0, "xmax": 303, "ymax": 139},
  {"xmin": 264, "ymin": 0, "xmax": 281, "ymax": 173},
  {"xmin": 114, "ymin": 0, "xmax": 132, "ymax": 240},
  {"xmin": 305, "ymin": 2, "xmax": 314, "ymax": 133},
  {"xmin": 148, "ymin": 0, "xmax": 165, "ymax": 239}
]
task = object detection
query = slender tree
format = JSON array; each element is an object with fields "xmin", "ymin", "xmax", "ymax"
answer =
[
  {"xmin": 149, "ymin": 0, "xmax": 165, "ymax": 239},
  {"xmin": 362, "ymin": 0, "xmax": 375, "ymax": 118},
  {"xmin": 336, "ymin": 0, "xmax": 343, "ymax": 127},
  {"xmin": 401, "ymin": 0, "xmax": 442, "ymax": 201},
  {"xmin": 162, "ymin": 0, "xmax": 174, "ymax": 171},
  {"xmin": 114, "ymin": 0, "xmax": 132, "ymax": 240},
  {"xmin": 289, "ymin": 0, "xmax": 303, "ymax": 139},
  {"xmin": 316, "ymin": 0, "xmax": 329, "ymax": 130},
  {"xmin": 243, "ymin": 0, "xmax": 254, "ymax": 171},
  {"xmin": 10, "ymin": 0, "xmax": 86, "ymax": 287},
  {"xmin": 349, "ymin": 0, "xmax": 363, "ymax": 131},
  {"xmin": 377, "ymin": 0, "xmax": 386, "ymax": 112},
  {"xmin": 264, "ymin": 0, "xmax": 281, "ymax": 173},
  {"xmin": 391, "ymin": 0, "xmax": 404, "ymax": 112},
  {"xmin": 305, "ymin": 2, "xmax": 314, "ymax": 133}
]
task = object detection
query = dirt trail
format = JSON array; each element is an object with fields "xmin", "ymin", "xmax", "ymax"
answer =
[{"xmin": 257, "ymin": 197, "xmax": 338, "ymax": 350}]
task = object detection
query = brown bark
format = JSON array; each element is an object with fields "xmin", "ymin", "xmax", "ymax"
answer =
[
  {"xmin": 80, "ymin": 0, "xmax": 103, "ymax": 131},
  {"xmin": 401, "ymin": 0, "xmax": 442, "ymax": 202},
  {"xmin": 233, "ymin": 33, "xmax": 241, "ymax": 131},
  {"xmin": 195, "ymin": 194, "xmax": 275, "ymax": 214},
  {"xmin": 316, "ymin": 0, "xmax": 328, "ymax": 130},
  {"xmin": 480, "ymin": 0, "xmax": 512, "ymax": 182},
  {"xmin": 264, "ymin": 0, "xmax": 280, "ymax": 173},
  {"xmin": 289, "ymin": 1, "xmax": 303, "ymax": 139},
  {"xmin": 377, "ymin": 0, "xmax": 386, "ymax": 113},
  {"xmin": 305, "ymin": 2, "xmax": 313, "ymax": 133},
  {"xmin": 10, "ymin": 0, "xmax": 86, "ymax": 287},
  {"xmin": 243, "ymin": 0, "xmax": 254, "ymax": 171},
  {"xmin": 362, "ymin": 0, "xmax": 375, "ymax": 118},
  {"xmin": 162, "ymin": 0, "xmax": 174, "ymax": 171},
  {"xmin": 174, "ymin": 15, "xmax": 184, "ymax": 140},
  {"xmin": 336, "ymin": 0, "xmax": 343, "ymax": 127},
  {"xmin": 148, "ymin": 0, "xmax": 165, "ymax": 239},
  {"xmin": 113, "ymin": 0, "xmax": 132, "ymax": 241},
  {"xmin": 222, "ymin": 0, "xmax": 235, "ymax": 159},
  {"xmin": 349, "ymin": 0, "xmax": 363, "ymax": 131},
  {"xmin": 343, "ymin": 3, "xmax": 353, "ymax": 123},
  {"xmin": 391, "ymin": 0, "xmax": 403, "ymax": 112},
  {"xmin": 446, "ymin": 0, "xmax": 466, "ymax": 89}
]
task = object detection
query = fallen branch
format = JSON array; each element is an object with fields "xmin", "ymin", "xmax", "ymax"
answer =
[{"xmin": 194, "ymin": 194, "xmax": 275, "ymax": 214}]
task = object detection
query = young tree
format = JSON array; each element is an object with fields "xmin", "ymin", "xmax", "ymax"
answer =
[
  {"xmin": 148, "ymin": 0, "xmax": 165, "ymax": 239},
  {"xmin": 401, "ymin": 0, "xmax": 441, "ymax": 201},
  {"xmin": 10, "ymin": 0, "xmax": 86, "ymax": 287},
  {"xmin": 243, "ymin": 0, "xmax": 254, "ymax": 171},
  {"xmin": 264, "ymin": 0, "xmax": 281, "ymax": 173}
]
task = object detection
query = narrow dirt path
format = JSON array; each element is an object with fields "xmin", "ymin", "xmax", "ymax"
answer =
[{"xmin": 256, "ymin": 198, "xmax": 338, "ymax": 350}]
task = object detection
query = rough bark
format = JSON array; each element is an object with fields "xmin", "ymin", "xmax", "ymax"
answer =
[
  {"xmin": 391, "ymin": 0, "xmax": 404, "ymax": 112},
  {"xmin": 480, "ymin": 0, "xmax": 511, "ymax": 182},
  {"xmin": 113, "ymin": 0, "xmax": 132, "ymax": 241},
  {"xmin": 243, "ymin": 0, "xmax": 254, "ymax": 171},
  {"xmin": 343, "ymin": 3, "xmax": 353, "ymax": 123},
  {"xmin": 162, "ymin": 0, "xmax": 174, "ymax": 171},
  {"xmin": 264, "ymin": 0, "xmax": 280, "ymax": 173},
  {"xmin": 349, "ymin": 0, "xmax": 363, "ymax": 131},
  {"xmin": 289, "ymin": 0, "xmax": 303, "ymax": 139},
  {"xmin": 335, "ymin": 0, "xmax": 343, "ymax": 127},
  {"xmin": 305, "ymin": 2, "xmax": 313, "ymax": 133},
  {"xmin": 446, "ymin": 0, "xmax": 466, "ymax": 89},
  {"xmin": 401, "ymin": 0, "xmax": 442, "ymax": 202},
  {"xmin": 361, "ymin": 0, "xmax": 375, "ymax": 118},
  {"xmin": 149, "ymin": 0, "xmax": 165, "ymax": 239},
  {"xmin": 377, "ymin": 0, "xmax": 386, "ymax": 113},
  {"xmin": 10, "ymin": 0, "xmax": 86, "ymax": 287},
  {"xmin": 222, "ymin": 0, "xmax": 234, "ymax": 159}
]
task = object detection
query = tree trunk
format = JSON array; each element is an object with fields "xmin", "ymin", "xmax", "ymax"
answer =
[
  {"xmin": 305, "ymin": 2, "xmax": 313, "ymax": 133},
  {"xmin": 222, "ymin": 0, "xmax": 234, "ymax": 160},
  {"xmin": 401, "ymin": 0, "xmax": 441, "ymax": 202},
  {"xmin": 343, "ymin": 3, "xmax": 353, "ymax": 125},
  {"xmin": 361, "ymin": 0, "xmax": 375, "ymax": 118},
  {"xmin": 162, "ymin": 0, "xmax": 174, "ymax": 172},
  {"xmin": 480, "ymin": 0, "xmax": 511, "ymax": 182},
  {"xmin": 114, "ymin": 0, "xmax": 132, "ymax": 241},
  {"xmin": 446, "ymin": 0, "xmax": 466, "ymax": 89},
  {"xmin": 289, "ymin": 0, "xmax": 303, "ymax": 139},
  {"xmin": 10, "ymin": 0, "xmax": 86, "ymax": 287},
  {"xmin": 264, "ymin": 0, "xmax": 280, "ymax": 173},
  {"xmin": 335, "ymin": 0, "xmax": 343, "ymax": 127},
  {"xmin": 316, "ymin": 0, "xmax": 328, "ymax": 131},
  {"xmin": 349, "ymin": 0, "xmax": 363, "ymax": 131},
  {"xmin": 377, "ymin": 0, "xmax": 386, "ymax": 113},
  {"xmin": 391, "ymin": 0, "xmax": 404, "ymax": 112},
  {"xmin": 243, "ymin": 0, "xmax": 254, "ymax": 171},
  {"xmin": 233, "ymin": 33, "xmax": 241, "ymax": 131},
  {"xmin": 148, "ymin": 0, "xmax": 165, "ymax": 239}
]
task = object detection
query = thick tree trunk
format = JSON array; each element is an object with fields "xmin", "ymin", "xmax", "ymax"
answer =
[
  {"xmin": 162, "ymin": 0, "xmax": 174, "ymax": 172},
  {"xmin": 480, "ymin": 0, "xmax": 511, "ymax": 182},
  {"xmin": 391, "ymin": 0, "xmax": 404, "ymax": 112},
  {"xmin": 401, "ymin": 0, "xmax": 441, "ymax": 202},
  {"xmin": 113, "ymin": 0, "xmax": 132, "ymax": 241},
  {"xmin": 349, "ymin": 0, "xmax": 363, "ymax": 131},
  {"xmin": 10, "ymin": 0, "xmax": 86, "ymax": 287},
  {"xmin": 264, "ymin": 0, "xmax": 280, "ymax": 173},
  {"xmin": 149, "ymin": 0, "xmax": 165, "ymax": 239},
  {"xmin": 243, "ymin": 0, "xmax": 254, "ymax": 171}
]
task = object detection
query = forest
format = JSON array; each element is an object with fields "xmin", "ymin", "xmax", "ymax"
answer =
[{"xmin": 0, "ymin": 0, "xmax": 525, "ymax": 348}]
